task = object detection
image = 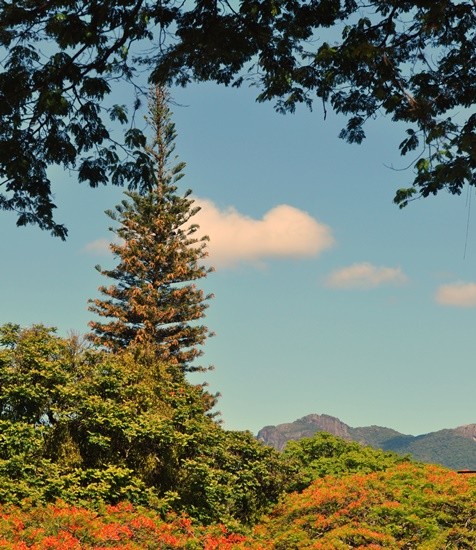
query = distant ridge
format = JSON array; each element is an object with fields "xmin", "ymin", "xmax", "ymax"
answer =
[{"xmin": 257, "ymin": 414, "xmax": 476, "ymax": 470}]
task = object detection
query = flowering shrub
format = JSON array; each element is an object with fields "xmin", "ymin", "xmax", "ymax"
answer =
[
  {"xmin": 252, "ymin": 462, "xmax": 476, "ymax": 548},
  {"xmin": 0, "ymin": 502, "xmax": 255, "ymax": 549},
  {"xmin": 0, "ymin": 463, "xmax": 474, "ymax": 549}
]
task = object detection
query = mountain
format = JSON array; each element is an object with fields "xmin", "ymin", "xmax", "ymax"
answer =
[{"xmin": 257, "ymin": 414, "xmax": 476, "ymax": 470}]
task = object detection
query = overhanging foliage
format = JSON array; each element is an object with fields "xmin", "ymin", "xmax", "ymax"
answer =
[{"xmin": 0, "ymin": 1, "xmax": 474, "ymax": 236}]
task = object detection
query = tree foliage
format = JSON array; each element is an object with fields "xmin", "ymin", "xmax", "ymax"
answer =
[
  {"xmin": 0, "ymin": 463, "xmax": 474, "ymax": 548},
  {"xmin": 0, "ymin": 323, "xmax": 289, "ymax": 525},
  {"xmin": 2, "ymin": 325, "xmax": 472, "ymax": 537},
  {"xmin": 0, "ymin": 1, "xmax": 474, "ymax": 236},
  {"xmin": 282, "ymin": 431, "xmax": 409, "ymax": 492},
  {"xmin": 0, "ymin": 501, "xmax": 252, "ymax": 549},
  {"xmin": 252, "ymin": 463, "xmax": 476, "ymax": 549},
  {"xmin": 88, "ymin": 87, "xmax": 213, "ymax": 374}
]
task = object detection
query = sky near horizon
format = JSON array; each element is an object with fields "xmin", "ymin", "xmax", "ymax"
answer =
[{"xmin": 1, "ymin": 81, "xmax": 475, "ymax": 437}]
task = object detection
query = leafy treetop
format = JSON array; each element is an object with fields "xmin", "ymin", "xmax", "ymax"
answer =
[
  {"xmin": 0, "ymin": 323, "xmax": 290, "ymax": 525},
  {"xmin": 282, "ymin": 431, "xmax": 409, "ymax": 492},
  {"xmin": 0, "ymin": 1, "xmax": 474, "ymax": 237}
]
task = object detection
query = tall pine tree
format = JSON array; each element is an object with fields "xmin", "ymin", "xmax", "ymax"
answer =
[{"xmin": 88, "ymin": 87, "xmax": 213, "ymax": 373}]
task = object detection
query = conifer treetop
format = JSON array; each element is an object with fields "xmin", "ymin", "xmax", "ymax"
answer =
[{"xmin": 88, "ymin": 87, "xmax": 213, "ymax": 373}]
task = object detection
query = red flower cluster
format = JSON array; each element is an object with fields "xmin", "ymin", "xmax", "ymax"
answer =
[
  {"xmin": 0, "ymin": 502, "xmax": 253, "ymax": 549},
  {"xmin": 0, "ymin": 463, "xmax": 474, "ymax": 549}
]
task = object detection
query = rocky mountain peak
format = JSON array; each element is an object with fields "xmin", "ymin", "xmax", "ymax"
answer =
[
  {"xmin": 257, "ymin": 413, "xmax": 351, "ymax": 451},
  {"xmin": 257, "ymin": 413, "xmax": 476, "ymax": 469},
  {"xmin": 454, "ymin": 424, "xmax": 476, "ymax": 442}
]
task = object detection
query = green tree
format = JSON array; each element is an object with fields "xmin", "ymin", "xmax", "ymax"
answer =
[
  {"xmin": 283, "ymin": 432, "xmax": 409, "ymax": 492},
  {"xmin": 0, "ymin": 90, "xmax": 291, "ymax": 522},
  {"xmin": 1, "ymin": 1, "xmax": 474, "ymax": 236},
  {"xmin": 0, "ymin": 323, "xmax": 290, "ymax": 524},
  {"xmin": 88, "ymin": 87, "xmax": 213, "ymax": 374},
  {"xmin": 0, "ymin": 323, "xmax": 168, "ymax": 506}
]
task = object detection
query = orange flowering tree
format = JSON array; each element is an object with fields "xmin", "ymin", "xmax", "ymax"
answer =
[
  {"xmin": 251, "ymin": 462, "xmax": 476, "ymax": 549},
  {"xmin": 0, "ymin": 501, "xmax": 255, "ymax": 549},
  {"xmin": 0, "ymin": 463, "xmax": 474, "ymax": 548}
]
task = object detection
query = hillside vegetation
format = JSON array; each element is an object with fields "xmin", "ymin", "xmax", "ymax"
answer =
[{"xmin": 258, "ymin": 414, "xmax": 476, "ymax": 469}]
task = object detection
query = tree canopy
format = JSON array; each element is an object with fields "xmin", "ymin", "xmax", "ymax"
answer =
[
  {"xmin": 0, "ymin": 0, "xmax": 474, "ymax": 237},
  {"xmin": 282, "ymin": 431, "xmax": 409, "ymax": 492},
  {"xmin": 0, "ymin": 323, "xmax": 290, "ymax": 525}
]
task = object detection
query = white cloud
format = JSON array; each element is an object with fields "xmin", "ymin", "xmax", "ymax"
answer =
[
  {"xmin": 326, "ymin": 262, "xmax": 408, "ymax": 289},
  {"xmin": 82, "ymin": 199, "xmax": 335, "ymax": 268},
  {"xmin": 82, "ymin": 238, "xmax": 111, "ymax": 255},
  {"xmin": 435, "ymin": 282, "xmax": 476, "ymax": 307},
  {"xmin": 194, "ymin": 199, "xmax": 334, "ymax": 268}
]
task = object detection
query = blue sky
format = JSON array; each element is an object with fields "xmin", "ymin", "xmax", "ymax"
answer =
[{"xmin": 1, "ymin": 81, "xmax": 475, "ymax": 437}]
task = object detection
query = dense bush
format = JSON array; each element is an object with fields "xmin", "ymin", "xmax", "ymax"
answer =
[
  {"xmin": 0, "ymin": 324, "xmax": 289, "ymax": 525},
  {"xmin": 0, "ymin": 501, "xmax": 252, "ymax": 549},
  {"xmin": 282, "ymin": 432, "xmax": 410, "ymax": 491},
  {"xmin": 0, "ymin": 463, "xmax": 474, "ymax": 548},
  {"xmin": 253, "ymin": 462, "xmax": 476, "ymax": 549}
]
